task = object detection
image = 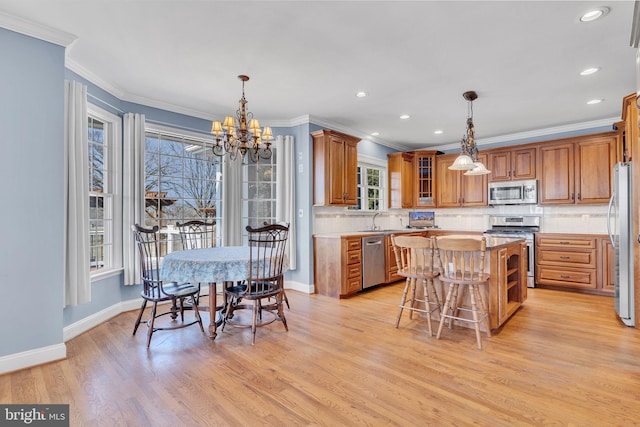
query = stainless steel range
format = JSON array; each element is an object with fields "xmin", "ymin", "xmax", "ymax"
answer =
[{"xmin": 485, "ymin": 215, "xmax": 540, "ymax": 288}]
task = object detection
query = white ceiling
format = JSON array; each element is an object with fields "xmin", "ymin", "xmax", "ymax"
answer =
[{"xmin": 0, "ymin": 1, "xmax": 636, "ymax": 151}]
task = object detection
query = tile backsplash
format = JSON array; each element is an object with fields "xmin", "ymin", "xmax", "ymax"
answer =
[{"xmin": 313, "ymin": 204, "xmax": 609, "ymax": 235}]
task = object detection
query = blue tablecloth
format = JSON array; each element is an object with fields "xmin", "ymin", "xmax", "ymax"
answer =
[{"xmin": 160, "ymin": 246, "xmax": 251, "ymax": 284}]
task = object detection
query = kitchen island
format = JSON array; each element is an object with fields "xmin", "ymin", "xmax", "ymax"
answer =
[
  {"xmin": 313, "ymin": 230, "xmax": 527, "ymax": 332},
  {"xmin": 439, "ymin": 235, "xmax": 528, "ymax": 331}
]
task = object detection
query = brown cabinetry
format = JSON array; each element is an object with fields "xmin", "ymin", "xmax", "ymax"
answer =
[
  {"xmin": 436, "ymin": 153, "xmax": 488, "ymax": 207},
  {"xmin": 414, "ymin": 150, "xmax": 437, "ymax": 208},
  {"xmin": 387, "ymin": 151, "xmax": 414, "ymax": 209},
  {"xmin": 312, "ymin": 129, "xmax": 360, "ymax": 206},
  {"xmin": 489, "ymin": 242, "xmax": 527, "ymax": 328},
  {"xmin": 538, "ymin": 133, "xmax": 618, "ymax": 205},
  {"xmin": 387, "ymin": 150, "xmax": 438, "ymax": 209},
  {"xmin": 535, "ymin": 234, "xmax": 602, "ymax": 293},
  {"xmin": 313, "ymin": 235, "xmax": 362, "ymax": 298},
  {"xmin": 488, "ymin": 147, "xmax": 536, "ymax": 182}
]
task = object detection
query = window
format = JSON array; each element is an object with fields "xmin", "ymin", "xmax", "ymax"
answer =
[
  {"xmin": 242, "ymin": 153, "xmax": 276, "ymax": 243},
  {"xmin": 88, "ymin": 106, "xmax": 122, "ymax": 278},
  {"xmin": 144, "ymin": 127, "xmax": 223, "ymax": 253},
  {"xmin": 352, "ymin": 156, "xmax": 386, "ymax": 211}
]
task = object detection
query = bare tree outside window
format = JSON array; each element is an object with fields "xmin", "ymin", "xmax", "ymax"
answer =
[{"xmin": 144, "ymin": 131, "xmax": 222, "ymax": 251}]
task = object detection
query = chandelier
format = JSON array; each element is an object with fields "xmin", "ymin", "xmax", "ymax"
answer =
[
  {"xmin": 448, "ymin": 91, "xmax": 491, "ymax": 175},
  {"xmin": 210, "ymin": 75, "xmax": 273, "ymax": 163}
]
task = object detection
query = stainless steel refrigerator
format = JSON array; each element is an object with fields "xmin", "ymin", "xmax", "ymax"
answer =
[{"xmin": 607, "ymin": 162, "xmax": 635, "ymax": 327}]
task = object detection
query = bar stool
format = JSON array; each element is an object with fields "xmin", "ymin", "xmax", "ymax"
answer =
[
  {"xmin": 435, "ymin": 236, "xmax": 491, "ymax": 350},
  {"xmin": 390, "ymin": 235, "xmax": 441, "ymax": 336}
]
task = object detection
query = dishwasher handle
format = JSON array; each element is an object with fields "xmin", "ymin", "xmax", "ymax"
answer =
[{"xmin": 365, "ymin": 240, "xmax": 383, "ymax": 246}]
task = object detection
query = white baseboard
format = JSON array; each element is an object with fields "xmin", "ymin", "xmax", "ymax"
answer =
[
  {"xmin": 284, "ymin": 279, "xmax": 314, "ymax": 294},
  {"xmin": 0, "ymin": 343, "xmax": 66, "ymax": 375},
  {"xmin": 4, "ymin": 283, "xmax": 312, "ymax": 374}
]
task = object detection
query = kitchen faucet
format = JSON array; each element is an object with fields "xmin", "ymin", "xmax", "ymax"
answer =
[{"xmin": 371, "ymin": 212, "xmax": 381, "ymax": 231}]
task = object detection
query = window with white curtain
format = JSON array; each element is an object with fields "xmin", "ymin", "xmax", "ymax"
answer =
[
  {"xmin": 88, "ymin": 105, "xmax": 122, "ymax": 278},
  {"xmin": 139, "ymin": 124, "xmax": 281, "ymax": 251},
  {"xmin": 144, "ymin": 128, "xmax": 223, "ymax": 253},
  {"xmin": 241, "ymin": 152, "xmax": 276, "ymax": 243}
]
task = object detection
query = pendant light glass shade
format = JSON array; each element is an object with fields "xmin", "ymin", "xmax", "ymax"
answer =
[
  {"xmin": 463, "ymin": 160, "xmax": 491, "ymax": 175},
  {"xmin": 449, "ymin": 153, "xmax": 476, "ymax": 170},
  {"xmin": 450, "ymin": 90, "xmax": 491, "ymax": 175}
]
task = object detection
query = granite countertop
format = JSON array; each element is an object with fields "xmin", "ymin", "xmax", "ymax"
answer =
[{"xmin": 313, "ymin": 229, "xmax": 525, "ymax": 249}]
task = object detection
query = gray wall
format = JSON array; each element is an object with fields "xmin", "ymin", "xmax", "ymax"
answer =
[{"xmin": 0, "ymin": 28, "xmax": 65, "ymax": 356}]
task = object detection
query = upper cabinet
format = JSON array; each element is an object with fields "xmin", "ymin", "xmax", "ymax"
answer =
[
  {"xmin": 436, "ymin": 153, "xmax": 488, "ymax": 208},
  {"xmin": 413, "ymin": 150, "xmax": 438, "ymax": 208},
  {"xmin": 387, "ymin": 151, "xmax": 414, "ymax": 209},
  {"xmin": 488, "ymin": 147, "xmax": 536, "ymax": 182},
  {"xmin": 387, "ymin": 150, "xmax": 438, "ymax": 209},
  {"xmin": 538, "ymin": 132, "xmax": 618, "ymax": 205},
  {"xmin": 312, "ymin": 129, "xmax": 360, "ymax": 206}
]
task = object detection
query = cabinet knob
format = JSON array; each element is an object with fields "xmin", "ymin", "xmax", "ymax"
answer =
[
  {"xmin": 571, "ymin": 193, "xmax": 575, "ymax": 201},
  {"xmin": 577, "ymin": 193, "xmax": 581, "ymax": 201}
]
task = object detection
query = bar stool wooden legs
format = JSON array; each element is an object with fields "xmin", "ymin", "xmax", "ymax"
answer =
[
  {"xmin": 391, "ymin": 235, "xmax": 441, "ymax": 336},
  {"xmin": 437, "ymin": 281, "xmax": 491, "ymax": 349},
  {"xmin": 435, "ymin": 236, "xmax": 491, "ymax": 350}
]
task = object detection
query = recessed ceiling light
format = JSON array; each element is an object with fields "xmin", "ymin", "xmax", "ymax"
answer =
[
  {"xmin": 371, "ymin": 132, "xmax": 380, "ymax": 136},
  {"xmin": 587, "ymin": 99, "xmax": 603, "ymax": 105},
  {"xmin": 580, "ymin": 67, "xmax": 600, "ymax": 76},
  {"xmin": 399, "ymin": 114, "xmax": 410, "ymax": 120},
  {"xmin": 434, "ymin": 130, "xmax": 443, "ymax": 135},
  {"xmin": 579, "ymin": 7, "xmax": 609, "ymax": 22},
  {"xmin": 356, "ymin": 91, "xmax": 367, "ymax": 98}
]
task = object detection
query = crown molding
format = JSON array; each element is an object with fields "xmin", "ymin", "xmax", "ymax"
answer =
[
  {"xmin": 0, "ymin": 10, "xmax": 76, "ymax": 47},
  {"xmin": 432, "ymin": 116, "xmax": 619, "ymax": 152},
  {"xmin": 66, "ymin": 58, "xmax": 127, "ymax": 100},
  {"xmin": 67, "ymin": 55, "xmax": 619, "ymax": 149}
]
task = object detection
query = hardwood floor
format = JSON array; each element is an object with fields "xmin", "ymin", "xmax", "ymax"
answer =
[{"xmin": 2, "ymin": 285, "xmax": 640, "ymax": 426}]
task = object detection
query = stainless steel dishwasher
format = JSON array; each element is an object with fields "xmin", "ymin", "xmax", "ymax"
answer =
[{"xmin": 362, "ymin": 234, "xmax": 386, "ymax": 289}]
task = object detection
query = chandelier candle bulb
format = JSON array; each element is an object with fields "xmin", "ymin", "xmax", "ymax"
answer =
[{"xmin": 211, "ymin": 120, "xmax": 223, "ymax": 136}]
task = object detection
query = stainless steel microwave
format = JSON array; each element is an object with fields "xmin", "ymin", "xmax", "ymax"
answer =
[{"xmin": 488, "ymin": 179, "xmax": 538, "ymax": 205}]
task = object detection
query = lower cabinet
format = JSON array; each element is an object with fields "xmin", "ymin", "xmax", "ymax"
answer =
[
  {"xmin": 314, "ymin": 235, "xmax": 362, "ymax": 298},
  {"xmin": 535, "ymin": 233, "xmax": 612, "ymax": 295},
  {"xmin": 489, "ymin": 242, "xmax": 527, "ymax": 329}
]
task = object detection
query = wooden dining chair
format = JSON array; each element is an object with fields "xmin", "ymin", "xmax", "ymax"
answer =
[
  {"xmin": 221, "ymin": 223, "xmax": 289, "ymax": 345},
  {"xmin": 176, "ymin": 220, "xmax": 216, "ymax": 250},
  {"xmin": 131, "ymin": 224, "xmax": 204, "ymax": 348},
  {"xmin": 390, "ymin": 234, "xmax": 441, "ymax": 336},
  {"xmin": 434, "ymin": 236, "xmax": 491, "ymax": 350},
  {"xmin": 176, "ymin": 220, "xmax": 216, "ymax": 305},
  {"xmin": 263, "ymin": 221, "xmax": 291, "ymax": 309}
]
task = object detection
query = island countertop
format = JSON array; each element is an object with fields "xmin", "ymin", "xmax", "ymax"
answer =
[{"xmin": 313, "ymin": 229, "xmax": 524, "ymax": 250}]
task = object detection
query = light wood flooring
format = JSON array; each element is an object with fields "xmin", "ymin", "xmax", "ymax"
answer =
[{"xmin": 2, "ymin": 284, "xmax": 640, "ymax": 426}]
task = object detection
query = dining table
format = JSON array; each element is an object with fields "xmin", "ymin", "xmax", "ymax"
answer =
[{"xmin": 159, "ymin": 246, "xmax": 253, "ymax": 340}]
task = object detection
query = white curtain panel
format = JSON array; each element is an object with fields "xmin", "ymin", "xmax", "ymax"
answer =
[
  {"xmin": 122, "ymin": 113, "xmax": 146, "ymax": 285},
  {"xmin": 222, "ymin": 155, "xmax": 243, "ymax": 246},
  {"xmin": 63, "ymin": 80, "xmax": 91, "ymax": 306},
  {"xmin": 276, "ymin": 135, "xmax": 297, "ymax": 270}
]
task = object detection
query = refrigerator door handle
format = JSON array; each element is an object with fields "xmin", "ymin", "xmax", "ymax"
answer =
[{"xmin": 607, "ymin": 192, "xmax": 616, "ymax": 246}]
